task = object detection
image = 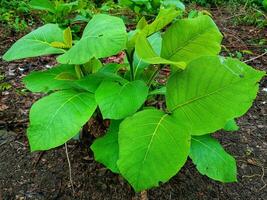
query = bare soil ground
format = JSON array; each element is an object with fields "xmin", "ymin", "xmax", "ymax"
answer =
[{"xmin": 0, "ymin": 7, "xmax": 266, "ymax": 200}]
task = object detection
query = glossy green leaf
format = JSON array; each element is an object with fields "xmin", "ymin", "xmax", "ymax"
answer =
[
  {"xmin": 167, "ymin": 56, "xmax": 265, "ymax": 135},
  {"xmin": 224, "ymin": 119, "xmax": 239, "ymax": 131},
  {"xmin": 23, "ymin": 64, "xmax": 76, "ymax": 92},
  {"xmin": 161, "ymin": 15, "xmax": 223, "ymax": 64},
  {"xmin": 3, "ymin": 24, "xmax": 65, "ymax": 61},
  {"xmin": 95, "ymin": 80, "xmax": 148, "ymax": 119},
  {"xmin": 127, "ymin": 8, "xmax": 179, "ymax": 50},
  {"xmin": 91, "ymin": 120, "xmax": 120, "ymax": 173},
  {"xmin": 57, "ymin": 14, "xmax": 127, "ymax": 64},
  {"xmin": 133, "ymin": 32, "xmax": 162, "ymax": 79},
  {"xmin": 135, "ymin": 34, "xmax": 186, "ymax": 69},
  {"xmin": 28, "ymin": 90, "xmax": 97, "ymax": 151},
  {"xmin": 190, "ymin": 135, "xmax": 237, "ymax": 182},
  {"xmin": 141, "ymin": 8, "xmax": 179, "ymax": 36},
  {"xmin": 117, "ymin": 109, "xmax": 190, "ymax": 191}
]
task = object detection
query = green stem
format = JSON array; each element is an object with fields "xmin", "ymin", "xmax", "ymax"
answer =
[
  {"xmin": 75, "ymin": 65, "xmax": 84, "ymax": 79},
  {"xmin": 126, "ymin": 50, "xmax": 135, "ymax": 81},
  {"xmin": 147, "ymin": 64, "xmax": 163, "ymax": 89}
]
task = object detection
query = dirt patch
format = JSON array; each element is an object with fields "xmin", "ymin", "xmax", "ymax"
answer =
[{"xmin": 0, "ymin": 7, "xmax": 266, "ymax": 200}]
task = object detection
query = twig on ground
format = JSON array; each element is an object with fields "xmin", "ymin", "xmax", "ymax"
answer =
[
  {"xmin": 0, "ymin": 140, "xmax": 8, "ymax": 147},
  {"xmin": 242, "ymin": 174, "xmax": 261, "ymax": 179},
  {"xmin": 33, "ymin": 151, "xmax": 45, "ymax": 168},
  {"xmin": 14, "ymin": 140, "xmax": 26, "ymax": 147},
  {"xmin": 65, "ymin": 143, "xmax": 75, "ymax": 196},
  {"xmin": 244, "ymin": 52, "xmax": 267, "ymax": 63},
  {"xmin": 258, "ymin": 166, "xmax": 266, "ymax": 192},
  {"xmin": 224, "ymin": 12, "xmax": 246, "ymax": 20}
]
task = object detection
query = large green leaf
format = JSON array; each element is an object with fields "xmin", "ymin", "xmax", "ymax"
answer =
[
  {"xmin": 3, "ymin": 24, "xmax": 65, "ymax": 61},
  {"xmin": 141, "ymin": 8, "xmax": 179, "ymax": 36},
  {"xmin": 28, "ymin": 90, "xmax": 97, "ymax": 151},
  {"xmin": 23, "ymin": 64, "xmax": 76, "ymax": 92},
  {"xmin": 117, "ymin": 109, "xmax": 190, "ymax": 192},
  {"xmin": 161, "ymin": 15, "xmax": 223, "ymax": 64},
  {"xmin": 91, "ymin": 120, "xmax": 120, "ymax": 173},
  {"xmin": 95, "ymin": 80, "xmax": 148, "ymax": 119},
  {"xmin": 133, "ymin": 32, "xmax": 162, "ymax": 79},
  {"xmin": 135, "ymin": 33, "xmax": 186, "ymax": 69},
  {"xmin": 57, "ymin": 14, "xmax": 127, "ymax": 64},
  {"xmin": 190, "ymin": 135, "xmax": 237, "ymax": 182},
  {"xmin": 29, "ymin": 0, "xmax": 56, "ymax": 13},
  {"xmin": 75, "ymin": 72, "xmax": 127, "ymax": 93},
  {"xmin": 127, "ymin": 8, "xmax": 179, "ymax": 50},
  {"xmin": 166, "ymin": 56, "xmax": 265, "ymax": 135}
]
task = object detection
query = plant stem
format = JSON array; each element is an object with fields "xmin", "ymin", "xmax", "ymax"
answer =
[
  {"xmin": 147, "ymin": 64, "xmax": 163, "ymax": 89},
  {"xmin": 75, "ymin": 65, "xmax": 84, "ymax": 79},
  {"xmin": 126, "ymin": 50, "xmax": 135, "ymax": 81}
]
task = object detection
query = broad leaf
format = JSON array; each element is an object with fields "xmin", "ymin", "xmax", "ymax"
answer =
[
  {"xmin": 57, "ymin": 14, "xmax": 127, "ymax": 64},
  {"xmin": 224, "ymin": 119, "xmax": 239, "ymax": 131},
  {"xmin": 133, "ymin": 32, "xmax": 163, "ymax": 79},
  {"xmin": 3, "ymin": 24, "xmax": 65, "ymax": 61},
  {"xmin": 28, "ymin": 90, "xmax": 97, "ymax": 151},
  {"xmin": 117, "ymin": 109, "xmax": 190, "ymax": 191},
  {"xmin": 161, "ymin": 15, "xmax": 223, "ymax": 64},
  {"xmin": 190, "ymin": 135, "xmax": 237, "ymax": 182},
  {"xmin": 95, "ymin": 80, "xmax": 148, "ymax": 119},
  {"xmin": 29, "ymin": 0, "xmax": 55, "ymax": 13},
  {"xmin": 23, "ymin": 64, "xmax": 76, "ymax": 92},
  {"xmin": 127, "ymin": 8, "xmax": 179, "ymax": 50},
  {"xmin": 136, "ymin": 33, "xmax": 186, "ymax": 69},
  {"xmin": 141, "ymin": 8, "xmax": 179, "ymax": 37},
  {"xmin": 91, "ymin": 120, "xmax": 120, "ymax": 173},
  {"xmin": 166, "ymin": 56, "xmax": 265, "ymax": 135},
  {"xmin": 75, "ymin": 72, "xmax": 127, "ymax": 93}
]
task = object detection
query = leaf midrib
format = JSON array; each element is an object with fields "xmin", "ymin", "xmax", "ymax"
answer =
[
  {"xmin": 164, "ymin": 26, "xmax": 216, "ymax": 60},
  {"xmin": 135, "ymin": 114, "xmax": 168, "ymax": 189},
  {"xmin": 43, "ymin": 92, "xmax": 87, "ymax": 132},
  {"xmin": 170, "ymin": 77, "xmax": 251, "ymax": 112},
  {"xmin": 191, "ymin": 137, "xmax": 227, "ymax": 163}
]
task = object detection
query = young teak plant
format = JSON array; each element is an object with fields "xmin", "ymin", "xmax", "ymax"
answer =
[{"xmin": 3, "ymin": 8, "xmax": 265, "ymax": 192}]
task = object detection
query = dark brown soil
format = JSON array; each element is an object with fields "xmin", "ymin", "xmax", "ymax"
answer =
[{"xmin": 0, "ymin": 7, "xmax": 267, "ymax": 200}]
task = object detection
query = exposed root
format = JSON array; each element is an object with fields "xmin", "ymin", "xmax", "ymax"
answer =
[
  {"xmin": 65, "ymin": 143, "xmax": 75, "ymax": 196},
  {"xmin": 258, "ymin": 166, "xmax": 266, "ymax": 192},
  {"xmin": 244, "ymin": 51, "xmax": 267, "ymax": 63}
]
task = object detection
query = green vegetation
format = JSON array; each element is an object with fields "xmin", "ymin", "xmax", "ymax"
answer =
[
  {"xmin": 3, "ymin": 4, "xmax": 265, "ymax": 192},
  {"xmin": 0, "ymin": 0, "xmax": 30, "ymax": 32}
]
